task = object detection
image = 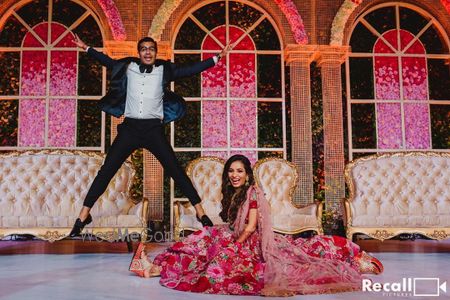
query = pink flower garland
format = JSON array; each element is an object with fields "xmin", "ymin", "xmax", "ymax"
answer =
[
  {"xmin": 272, "ymin": 0, "xmax": 308, "ymax": 44},
  {"xmin": 441, "ymin": 0, "xmax": 450, "ymax": 14},
  {"xmin": 150, "ymin": 0, "xmax": 308, "ymax": 44},
  {"xmin": 96, "ymin": 0, "xmax": 126, "ymax": 41}
]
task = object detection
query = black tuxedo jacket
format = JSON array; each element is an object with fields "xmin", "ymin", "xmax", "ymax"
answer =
[{"xmin": 87, "ymin": 47, "xmax": 215, "ymax": 123}]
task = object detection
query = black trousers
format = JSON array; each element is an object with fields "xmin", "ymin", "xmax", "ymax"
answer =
[{"xmin": 83, "ymin": 117, "xmax": 201, "ymax": 208}]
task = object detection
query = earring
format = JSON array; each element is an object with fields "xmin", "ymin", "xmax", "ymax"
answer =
[{"xmin": 245, "ymin": 177, "xmax": 249, "ymax": 186}]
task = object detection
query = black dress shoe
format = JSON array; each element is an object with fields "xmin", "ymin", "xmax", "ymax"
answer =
[
  {"xmin": 69, "ymin": 214, "xmax": 92, "ymax": 237},
  {"xmin": 198, "ymin": 215, "xmax": 213, "ymax": 227}
]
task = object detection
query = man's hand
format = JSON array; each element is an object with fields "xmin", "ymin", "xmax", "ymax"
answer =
[
  {"xmin": 73, "ymin": 34, "xmax": 88, "ymax": 50},
  {"xmin": 218, "ymin": 42, "xmax": 232, "ymax": 59}
]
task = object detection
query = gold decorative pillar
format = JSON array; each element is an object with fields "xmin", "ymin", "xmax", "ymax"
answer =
[
  {"xmin": 316, "ymin": 46, "xmax": 350, "ymax": 209},
  {"xmin": 285, "ymin": 45, "xmax": 317, "ymax": 206}
]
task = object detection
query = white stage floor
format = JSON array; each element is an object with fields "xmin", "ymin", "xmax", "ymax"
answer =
[{"xmin": 0, "ymin": 250, "xmax": 449, "ymax": 300}]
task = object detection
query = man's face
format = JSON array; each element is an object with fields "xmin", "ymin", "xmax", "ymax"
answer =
[{"xmin": 138, "ymin": 41, "xmax": 157, "ymax": 65}]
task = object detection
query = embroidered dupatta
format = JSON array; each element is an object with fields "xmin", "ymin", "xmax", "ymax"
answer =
[{"xmin": 232, "ymin": 185, "xmax": 361, "ymax": 296}]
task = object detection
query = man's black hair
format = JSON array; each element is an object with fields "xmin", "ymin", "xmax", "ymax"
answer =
[{"xmin": 137, "ymin": 37, "xmax": 157, "ymax": 52}]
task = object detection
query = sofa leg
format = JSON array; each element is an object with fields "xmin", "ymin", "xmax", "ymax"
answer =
[{"xmin": 126, "ymin": 240, "xmax": 133, "ymax": 253}]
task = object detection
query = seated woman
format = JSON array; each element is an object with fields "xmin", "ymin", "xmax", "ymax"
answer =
[{"xmin": 130, "ymin": 154, "xmax": 383, "ymax": 296}]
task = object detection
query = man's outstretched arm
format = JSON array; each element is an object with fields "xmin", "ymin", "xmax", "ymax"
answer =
[
  {"xmin": 170, "ymin": 43, "xmax": 232, "ymax": 80},
  {"xmin": 73, "ymin": 34, "xmax": 116, "ymax": 69}
]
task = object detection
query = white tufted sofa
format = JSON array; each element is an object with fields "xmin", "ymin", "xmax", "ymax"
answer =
[
  {"xmin": 254, "ymin": 158, "xmax": 323, "ymax": 234},
  {"xmin": 343, "ymin": 152, "xmax": 450, "ymax": 241},
  {"xmin": 174, "ymin": 157, "xmax": 323, "ymax": 240},
  {"xmin": 0, "ymin": 150, "xmax": 148, "ymax": 242}
]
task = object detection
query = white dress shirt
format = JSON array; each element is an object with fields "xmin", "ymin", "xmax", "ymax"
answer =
[
  {"xmin": 85, "ymin": 46, "xmax": 219, "ymax": 120},
  {"xmin": 124, "ymin": 62, "xmax": 164, "ymax": 120}
]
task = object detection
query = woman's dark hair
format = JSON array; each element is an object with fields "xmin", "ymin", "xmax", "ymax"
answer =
[
  {"xmin": 219, "ymin": 155, "xmax": 254, "ymax": 223},
  {"xmin": 137, "ymin": 36, "xmax": 157, "ymax": 52}
]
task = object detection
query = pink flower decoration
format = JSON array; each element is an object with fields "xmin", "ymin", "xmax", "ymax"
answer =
[
  {"xmin": 201, "ymin": 26, "xmax": 258, "ymax": 153},
  {"xmin": 50, "ymin": 51, "xmax": 77, "ymax": 96},
  {"xmin": 96, "ymin": 0, "xmax": 126, "ymax": 41},
  {"xmin": 376, "ymin": 103, "xmax": 402, "ymax": 149},
  {"xmin": 149, "ymin": 1, "xmax": 307, "ymax": 44},
  {"xmin": 201, "ymin": 151, "xmax": 228, "ymax": 160},
  {"xmin": 441, "ymin": 0, "xmax": 450, "ymax": 14},
  {"xmin": 230, "ymin": 54, "xmax": 256, "ymax": 98},
  {"xmin": 273, "ymin": 0, "xmax": 308, "ymax": 44},
  {"xmin": 374, "ymin": 57, "xmax": 400, "ymax": 100},
  {"xmin": 404, "ymin": 104, "xmax": 430, "ymax": 149},
  {"xmin": 202, "ymin": 53, "xmax": 226, "ymax": 98},
  {"xmin": 374, "ymin": 29, "xmax": 430, "ymax": 150},
  {"xmin": 21, "ymin": 51, "xmax": 47, "ymax": 96},
  {"xmin": 20, "ymin": 23, "xmax": 78, "ymax": 148},
  {"xmin": 202, "ymin": 101, "xmax": 227, "ymax": 148},
  {"xmin": 48, "ymin": 99, "xmax": 76, "ymax": 147},
  {"xmin": 19, "ymin": 99, "xmax": 46, "ymax": 147},
  {"xmin": 402, "ymin": 57, "xmax": 428, "ymax": 101},
  {"xmin": 231, "ymin": 101, "xmax": 256, "ymax": 148}
]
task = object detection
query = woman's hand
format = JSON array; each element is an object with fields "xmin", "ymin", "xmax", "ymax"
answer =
[{"xmin": 236, "ymin": 208, "xmax": 257, "ymax": 243}]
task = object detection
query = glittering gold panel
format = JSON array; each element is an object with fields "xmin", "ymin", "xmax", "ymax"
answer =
[{"xmin": 343, "ymin": 152, "xmax": 450, "ymax": 241}]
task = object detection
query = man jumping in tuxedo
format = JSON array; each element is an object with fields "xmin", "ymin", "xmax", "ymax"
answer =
[{"xmin": 69, "ymin": 35, "xmax": 230, "ymax": 236}]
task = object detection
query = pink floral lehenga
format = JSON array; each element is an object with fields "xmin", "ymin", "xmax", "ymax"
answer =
[{"xmin": 137, "ymin": 186, "xmax": 383, "ymax": 296}]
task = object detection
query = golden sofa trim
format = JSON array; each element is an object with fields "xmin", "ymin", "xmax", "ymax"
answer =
[
  {"xmin": 174, "ymin": 156, "xmax": 323, "ymax": 240},
  {"xmin": 343, "ymin": 151, "xmax": 450, "ymax": 241},
  {"xmin": 0, "ymin": 150, "xmax": 148, "ymax": 242}
]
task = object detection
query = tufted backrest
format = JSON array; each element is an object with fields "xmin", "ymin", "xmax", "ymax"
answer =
[
  {"xmin": 175, "ymin": 156, "xmax": 320, "ymax": 237},
  {"xmin": 186, "ymin": 157, "xmax": 226, "ymax": 225},
  {"xmin": 253, "ymin": 158, "xmax": 298, "ymax": 217},
  {"xmin": 0, "ymin": 150, "xmax": 135, "ymax": 218},
  {"xmin": 345, "ymin": 152, "xmax": 450, "ymax": 227}
]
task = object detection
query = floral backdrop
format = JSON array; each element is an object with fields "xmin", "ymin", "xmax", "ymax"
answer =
[
  {"xmin": 0, "ymin": 0, "xmax": 104, "ymax": 149},
  {"xmin": 348, "ymin": 4, "xmax": 449, "ymax": 157},
  {"xmin": 0, "ymin": 0, "xmax": 448, "ymax": 230},
  {"xmin": 201, "ymin": 26, "xmax": 257, "ymax": 162},
  {"xmin": 166, "ymin": 1, "xmax": 285, "ymax": 223},
  {"xmin": 374, "ymin": 29, "xmax": 430, "ymax": 149},
  {"xmin": 20, "ymin": 23, "xmax": 78, "ymax": 147}
]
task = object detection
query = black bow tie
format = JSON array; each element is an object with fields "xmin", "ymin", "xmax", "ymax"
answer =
[{"xmin": 139, "ymin": 64, "xmax": 153, "ymax": 73}]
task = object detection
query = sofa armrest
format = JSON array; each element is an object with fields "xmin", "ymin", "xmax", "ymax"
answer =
[
  {"xmin": 342, "ymin": 198, "xmax": 352, "ymax": 228},
  {"xmin": 316, "ymin": 200, "xmax": 324, "ymax": 234}
]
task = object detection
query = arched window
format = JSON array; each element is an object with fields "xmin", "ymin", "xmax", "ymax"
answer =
[
  {"xmin": 171, "ymin": 0, "xmax": 285, "ymax": 199},
  {"xmin": 347, "ymin": 4, "xmax": 450, "ymax": 159},
  {"xmin": 0, "ymin": 0, "xmax": 105, "ymax": 149}
]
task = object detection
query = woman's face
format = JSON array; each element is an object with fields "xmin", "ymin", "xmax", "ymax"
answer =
[{"xmin": 228, "ymin": 161, "xmax": 247, "ymax": 188}]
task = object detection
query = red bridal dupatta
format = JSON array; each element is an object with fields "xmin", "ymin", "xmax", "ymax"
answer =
[{"xmin": 232, "ymin": 185, "xmax": 362, "ymax": 296}]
